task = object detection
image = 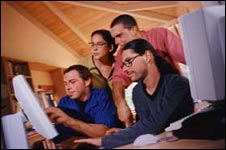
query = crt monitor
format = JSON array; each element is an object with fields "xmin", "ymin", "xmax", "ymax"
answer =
[
  {"xmin": 12, "ymin": 75, "xmax": 58, "ymax": 139},
  {"xmin": 179, "ymin": 5, "xmax": 225, "ymax": 101},
  {"xmin": 2, "ymin": 75, "xmax": 59, "ymax": 148}
]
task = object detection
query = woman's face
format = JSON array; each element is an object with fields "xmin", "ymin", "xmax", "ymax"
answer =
[{"xmin": 90, "ymin": 34, "xmax": 112, "ymax": 60}]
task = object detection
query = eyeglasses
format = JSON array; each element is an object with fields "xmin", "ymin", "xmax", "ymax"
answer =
[
  {"xmin": 121, "ymin": 55, "xmax": 140, "ymax": 69},
  {"xmin": 88, "ymin": 42, "xmax": 107, "ymax": 48}
]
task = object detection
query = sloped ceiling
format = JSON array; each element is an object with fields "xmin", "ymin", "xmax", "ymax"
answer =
[{"xmin": 4, "ymin": 1, "xmax": 203, "ymax": 60}]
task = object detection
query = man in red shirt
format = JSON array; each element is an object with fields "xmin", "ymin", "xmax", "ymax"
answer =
[{"xmin": 110, "ymin": 14, "xmax": 186, "ymax": 127}]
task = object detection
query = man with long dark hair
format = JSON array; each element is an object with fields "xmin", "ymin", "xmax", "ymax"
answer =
[
  {"xmin": 110, "ymin": 14, "xmax": 185, "ymax": 127},
  {"xmin": 74, "ymin": 39, "xmax": 194, "ymax": 148}
]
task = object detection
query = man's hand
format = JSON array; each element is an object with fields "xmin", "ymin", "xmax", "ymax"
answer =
[
  {"xmin": 105, "ymin": 127, "xmax": 121, "ymax": 135},
  {"xmin": 117, "ymin": 103, "xmax": 134, "ymax": 127},
  {"xmin": 74, "ymin": 137, "xmax": 102, "ymax": 147},
  {"xmin": 45, "ymin": 107, "xmax": 71, "ymax": 127},
  {"xmin": 112, "ymin": 81, "xmax": 134, "ymax": 127}
]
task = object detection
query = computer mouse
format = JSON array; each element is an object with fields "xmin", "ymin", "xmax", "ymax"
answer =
[{"xmin": 133, "ymin": 134, "xmax": 160, "ymax": 146}]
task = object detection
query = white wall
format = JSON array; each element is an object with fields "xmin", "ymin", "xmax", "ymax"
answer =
[{"xmin": 1, "ymin": 2, "xmax": 78, "ymax": 68}]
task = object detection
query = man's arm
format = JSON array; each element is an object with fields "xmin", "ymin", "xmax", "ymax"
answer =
[
  {"xmin": 65, "ymin": 117, "xmax": 109, "ymax": 137},
  {"xmin": 45, "ymin": 107, "xmax": 109, "ymax": 137},
  {"xmin": 112, "ymin": 81, "xmax": 134, "ymax": 127},
  {"xmin": 112, "ymin": 49, "xmax": 134, "ymax": 127}
]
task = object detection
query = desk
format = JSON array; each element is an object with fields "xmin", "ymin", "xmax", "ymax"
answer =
[
  {"xmin": 115, "ymin": 138, "xmax": 225, "ymax": 149},
  {"xmin": 59, "ymin": 136, "xmax": 85, "ymax": 149},
  {"xmin": 27, "ymin": 131, "xmax": 45, "ymax": 148},
  {"xmin": 36, "ymin": 136, "xmax": 88, "ymax": 149},
  {"xmin": 115, "ymin": 132, "xmax": 225, "ymax": 149},
  {"xmin": 27, "ymin": 131, "xmax": 87, "ymax": 149}
]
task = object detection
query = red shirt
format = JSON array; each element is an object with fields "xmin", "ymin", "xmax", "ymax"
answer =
[{"xmin": 112, "ymin": 27, "xmax": 185, "ymax": 87}]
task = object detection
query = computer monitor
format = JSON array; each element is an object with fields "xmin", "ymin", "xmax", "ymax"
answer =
[
  {"xmin": 12, "ymin": 75, "xmax": 58, "ymax": 139},
  {"xmin": 179, "ymin": 5, "xmax": 225, "ymax": 101},
  {"xmin": 1, "ymin": 112, "xmax": 29, "ymax": 149}
]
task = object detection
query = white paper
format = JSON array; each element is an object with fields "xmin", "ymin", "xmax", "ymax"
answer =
[{"xmin": 12, "ymin": 75, "xmax": 58, "ymax": 139}]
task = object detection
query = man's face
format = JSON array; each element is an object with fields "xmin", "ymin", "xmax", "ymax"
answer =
[
  {"xmin": 121, "ymin": 49, "xmax": 146, "ymax": 82},
  {"xmin": 110, "ymin": 24, "xmax": 136, "ymax": 47},
  {"xmin": 63, "ymin": 70, "xmax": 88, "ymax": 100}
]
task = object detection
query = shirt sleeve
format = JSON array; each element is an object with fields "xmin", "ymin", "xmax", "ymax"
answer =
[
  {"xmin": 164, "ymin": 28, "xmax": 186, "ymax": 64},
  {"xmin": 102, "ymin": 76, "xmax": 194, "ymax": 148},
  {"xmin": 102, "ymin": 122, "xmax": 148, "ymax": 148},
  {"xmin": 112, "ymin": 48, "xmax": 131, "ymax": 88},
  {"xmin": 142, "ymin": 28, "xmax": 186, "ymax": 64},
  {"xmin": 134, "ymin": 76, "xmax": 193, "ymax": 134}
]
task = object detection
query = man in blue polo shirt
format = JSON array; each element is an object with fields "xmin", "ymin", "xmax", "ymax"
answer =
[{"xmin": 45, "ymin": 65, "xmax": 123, "ymax": 144}]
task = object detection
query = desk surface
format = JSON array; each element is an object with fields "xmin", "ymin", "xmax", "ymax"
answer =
[
  {"xmin": 27, "ymin": 131, "xmax": 45, "ymax": 148},
  {"xmin": 115, "ymin": 132, "xmax": 225, "ymax": 149},
  {"xmin": 115, "ymin": 138, "xmax": 225, "ymax": 149},
  {"xmin": 27, "ymin": 131, "xmax": 225, "ymax": 149}
]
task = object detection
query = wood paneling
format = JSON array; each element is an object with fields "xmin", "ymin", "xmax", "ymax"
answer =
[
  {"xmin": 50, "ymin": 68, "xmax": 66, "ymax": 103},
  {"xmin": 5, "ymin": 1, "xmax": 203, "ymax": 59}
]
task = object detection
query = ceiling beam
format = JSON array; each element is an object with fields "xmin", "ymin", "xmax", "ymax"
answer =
[
  {"xmin": 162, "ymin": 18, "xmax": 178, "ymax": 28},
  {"xmin": 43, "ymin": 1, "xmax": 89, "ymax": 44},
  {"xmin": 133, "ymin": 10, "xmax": 175, "ymax": 22},
  {"xmin": 178, "ymin": 1, "xmax": 203, "ymax": 12},
  {"xmin": 6, "ymin": 1, "xmax": 82, "ymax": 58},
  {"xmin": 59, "ymin": 1, "xmax": 169, "ymax": 23},
  {"xmin": 119, "ymin": 1, "xmax": 179, "ymax": 12}
]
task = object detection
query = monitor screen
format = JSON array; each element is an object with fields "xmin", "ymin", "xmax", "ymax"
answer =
[
  {"xmin": 179, "ymin": 5, "xmax": 225, "ymax": 101},
  {"xmin": 1, "ymin": 113, "xmax": 29, "ymax": 149},
  {"xmin": 12, "ymin": 75, "xmax": 58, "ymax": 139}
]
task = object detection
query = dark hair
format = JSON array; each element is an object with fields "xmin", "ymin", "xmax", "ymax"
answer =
[
  {"xmin": 91, "ymin": 29, "xmax": 118, "ymax": 55},
  {"xmin": 122, "ymin": 39, "xmax": 179, "ymax": 75},
  {"xmin": 64, "ymin": 64, "xmax": 92, "ymax": 81},
  {"xmin": 110, "ymin": 14, "xmax": 138, "ymax": 29}
]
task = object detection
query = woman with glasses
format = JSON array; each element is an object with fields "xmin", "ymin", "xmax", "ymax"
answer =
[
  {"xmin": 74, "ymin": 39, "xmax": 194, "ymax": 148},
  {"xmin": 77, "ymin": 29, "xmax": 118, "ymax": 90}
]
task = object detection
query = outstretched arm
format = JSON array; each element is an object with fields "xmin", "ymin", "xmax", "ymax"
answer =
[
  {"xmin": 45, "ymin": 107, "xmax": 109, "ymax": 137},
  {"xmin": 74, "ymin": 137, "xmax": 102, "ymax": 147},
  {"xmin": 112, "ymin": 81, "xmax": 134, "ymax": 127},
  {"xmin": 112, "ymin": 50, "xmax": 134, "ymax": 127}
]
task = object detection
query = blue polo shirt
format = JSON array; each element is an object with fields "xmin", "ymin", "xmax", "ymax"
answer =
[{"xmin": 53, "ymin": 88, "xmax": 123, "ymax": 143}]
